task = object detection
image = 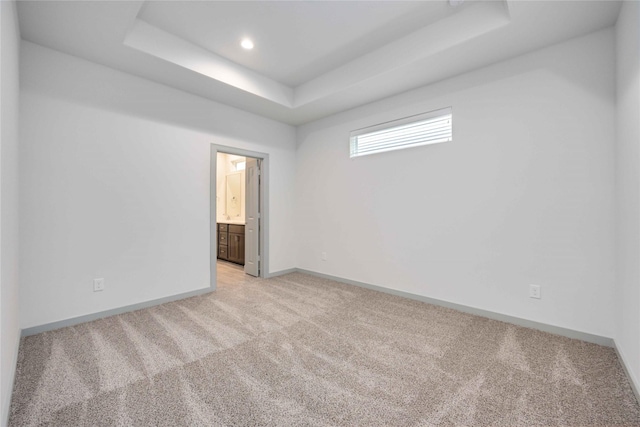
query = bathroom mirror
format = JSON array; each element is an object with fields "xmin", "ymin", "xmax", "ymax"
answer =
[{"xmin": 226, "ymin": 172, "xmax": 242, "ymax": 219}]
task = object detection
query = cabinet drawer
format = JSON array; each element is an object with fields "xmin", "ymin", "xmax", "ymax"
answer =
[
  {"xmin": 218, "ymin": 223, "xmax": 228, "ymax": 232},
  {"xmin": 218, "ymin": 232, "xmax": 228, "ymax": 244},
  {"xmin": 218, "ymin": 245, "xmax": 228, "ymax": 259},
  {"xmin": 229, "ymin": 224, "xmax": 245, "ymax": 234}
]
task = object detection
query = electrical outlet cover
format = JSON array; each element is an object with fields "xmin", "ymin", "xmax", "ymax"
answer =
[{"xmin": 529, "ymin": 284, "xmax": 541, "ymax": 299}]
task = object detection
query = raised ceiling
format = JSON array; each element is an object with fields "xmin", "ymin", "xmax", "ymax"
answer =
[
  {"xmin": 139, "ymin": 1, "xmax": 457, "ymax": 87},
  {"xmin": 17, "ymin": 1, "xmax": 621, "ymax": 125}
]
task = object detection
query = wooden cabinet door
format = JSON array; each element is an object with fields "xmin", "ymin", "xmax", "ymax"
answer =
[{"xmin": 228, "ymin": 232, "xmax": 245, "ymax": 265}]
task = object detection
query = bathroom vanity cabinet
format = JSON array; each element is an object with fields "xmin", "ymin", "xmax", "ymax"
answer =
[{"xmin": 218, "ymin": 223, "xmax": 245, "ymax": 265}]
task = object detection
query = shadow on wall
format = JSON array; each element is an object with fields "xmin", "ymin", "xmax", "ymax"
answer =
[
  {"xmin": 20, "ymin": 41, "xmax": 295, "ymax": 150},
  {"xmin": 298, "ymin": 28, "xmax": 615, "ymax": 135}
]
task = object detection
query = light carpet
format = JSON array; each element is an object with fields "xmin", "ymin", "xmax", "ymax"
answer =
[{"xmin": 9, "ymin": 272, "xmax": 640, "ymax": 426}]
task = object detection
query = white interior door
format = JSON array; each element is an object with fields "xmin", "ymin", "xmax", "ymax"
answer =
[{"xmin": 244, "ymin": 158, "xmax": 260, "ymax": 276}]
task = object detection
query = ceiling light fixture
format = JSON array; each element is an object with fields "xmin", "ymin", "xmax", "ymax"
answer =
[
  {"xmin": 241, "ymin": 39, "xmax": 254, "ymax": 50},
  {"xmin": 449, "ymin": 0, "xmax": 464, "ymax": 7}
]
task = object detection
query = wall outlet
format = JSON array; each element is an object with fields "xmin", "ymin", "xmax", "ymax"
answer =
[
  {"xmin": 321, "ymin": 252, "xmax": 327, "ymax": 261},
  {"xmin": 529, "ymin": 284, "xmax": 541, "ymax": 299},
  {"xmin": 93, "ymin": 278, "xmax": 105, "ymax": 292}
]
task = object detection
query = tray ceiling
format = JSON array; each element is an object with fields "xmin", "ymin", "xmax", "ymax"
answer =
[{"xmin": 17, "ymin": 1, "xmax": 621, "ymax": 125}]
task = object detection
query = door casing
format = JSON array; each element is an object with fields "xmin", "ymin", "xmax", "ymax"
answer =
[{"xmin": 210, "ymin": 145, "xmax": 269, "ymax": 290}]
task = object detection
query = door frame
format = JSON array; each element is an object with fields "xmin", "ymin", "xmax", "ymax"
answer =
[{"xmin": 210, "ymin": 144, "xmax": 269, "ymax": 289}]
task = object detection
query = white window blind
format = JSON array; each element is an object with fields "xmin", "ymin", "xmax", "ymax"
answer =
[{"xmin": 349, "ymin": 107, "xmax": 452, "ymax": 158}]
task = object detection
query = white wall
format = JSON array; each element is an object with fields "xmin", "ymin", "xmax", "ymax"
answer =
[
  {"xmin": 615, "ymin": 0, "xmax": 640, "ymax": 392},
  {"xmin": 0, "ymin": 1, "xmax": 20, "ymax": 425},
  {"xmin": 19, "ymin": 41, "xmax": 296, "ymax": 329},
  {"xmin": 0, "ymin": 0, "xmax": 21, "ymax": 424},
  {"xmin": 296, "ymin": 29, "xmax": 616, "ymax": 338}
]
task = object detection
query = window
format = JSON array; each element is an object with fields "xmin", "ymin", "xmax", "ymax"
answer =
[{"xmin": 349, "ymin": 107, "xmax": 452, "ymax": 158}]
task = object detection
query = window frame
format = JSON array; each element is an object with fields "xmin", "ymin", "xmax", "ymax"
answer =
[{"xmin": 349, "ymin": 107, "xmax": 452, "ymax": 158}]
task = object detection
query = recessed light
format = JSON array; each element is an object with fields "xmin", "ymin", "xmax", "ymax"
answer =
[{"xmin": 241, "ymin": 39, "xmax": 254, "ymax": 50}]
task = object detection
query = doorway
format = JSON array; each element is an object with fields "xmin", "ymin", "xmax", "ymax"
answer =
[{"xmin": 210, "ymin": 145, "xmax": 267, "ymax": 290}]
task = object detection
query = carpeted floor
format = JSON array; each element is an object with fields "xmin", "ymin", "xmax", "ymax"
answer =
[{"xmin": 9, "ymin": 270, "xmax": 640, "ymax": 426}]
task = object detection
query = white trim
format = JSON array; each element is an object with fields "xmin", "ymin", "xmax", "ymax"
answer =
[{"xmin": 210, "ymin": 146, "xmax": 218, "ymax": 291}]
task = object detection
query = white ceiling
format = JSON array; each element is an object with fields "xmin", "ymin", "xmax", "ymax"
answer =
[
  {"xmin": 17, "ymin": 0, "xmax": 621, "ymax": 125},
  {"xmin": 139, "ymin": 1, "xmax": 457, "ymax": 87}
]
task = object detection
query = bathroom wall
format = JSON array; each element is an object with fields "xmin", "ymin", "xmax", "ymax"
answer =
[{"xmin": 216, "ymin": 152, "xmax": 246, "ymax": 223}]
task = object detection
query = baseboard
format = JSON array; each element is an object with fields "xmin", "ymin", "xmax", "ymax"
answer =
[
  {"xmin": 265, "ymin": 268, "xmax": 298, "ymax": 278},
  {"xmin": 3, "ymin": 330, "xmax": 21, "ymax": 427},
  {"xmin": 20, "ymin": 267, "xmax": 326, "ymax": 335},
  {"xmin": 613, "ymin": 340, "xmax": 640, "ymax": 406},
  {"xmin": 296, "ymin": 268, "xmax": 614, "ymax": 348},
  {"xmin": 21, "ymin": 287, "xmax": 213, "ymax": 337},
  {"xmin": 11, "ymin": 267, "xmax": 634, "ymax": 416},
  {"xmin": 21, "ymin": 268, "xmax": 615, "ymax": 346}
]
